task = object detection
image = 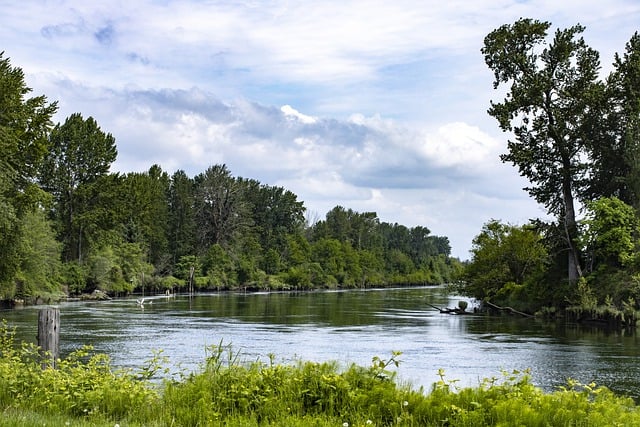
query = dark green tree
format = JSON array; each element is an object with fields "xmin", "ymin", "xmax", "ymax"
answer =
[
  {"xmin": 120, "ymin": 165, "xmax": 170, "ymax": 271},
  {"xmin": 193, "ymin": 164, "xmax": 250, "ymax": 252},
  {"xmin": 240, "ymin": 178, "xmax": 306, "ymax": 252},
  {"xmin": 168, "ymin": 170, "xmax": 196, "ymax": 266},
  {"xmin": 0, "ymin": 52, "xmax": 57, "ymax": 295},
  {"xmin": 588, "ymin": 33, "xmax": 640, "ymax": 208},
  {"xmin": 39, "ymin": 113, "xmax": 117, "ymax": 262},
  {"xmin": 483, "ymin": 19, "xmax": 602, "ymax": 283},
  {"xmin": 380, "ymin": 223, "xmax": 411, "ymax": 254}
]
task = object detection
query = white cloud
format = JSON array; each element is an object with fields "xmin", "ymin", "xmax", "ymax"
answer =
[
  {"xmin": 281, "ymin": 105, "xmax": 317, "ymax": 124},
  {"xmin": 420, "ymin": 122, "xmax": 502, "ymax": 169}
]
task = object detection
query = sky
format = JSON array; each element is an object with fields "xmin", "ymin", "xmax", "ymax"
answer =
[{"xmin": 2, "ymin": 1, "xmax": 640, "ymax": 259}]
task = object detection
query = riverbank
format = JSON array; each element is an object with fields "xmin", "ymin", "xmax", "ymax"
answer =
[{"xmin": 1, "ymin": 321, "xmax": 639, "ymax": 427}]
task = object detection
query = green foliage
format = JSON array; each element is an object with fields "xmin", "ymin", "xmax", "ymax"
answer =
[
  {"xmin": 14, "ymin": 209, "xmax": 62, "ymax": 301},
  {"xmin": 589, "ymin": 33, "xmax": 640, "ymax": 208},
  {"xmin": 463, "ymin": 220, "xmax": 548, "ymax": 310},
  {"xmin": 168, "ymin": 169, "xmax": 196, "ymax": 266},
  {"xmin": 580, "ymin": 197, "xmax": 639, "ymax": 268},
  {"xmin": 484, "ymin": 19, "xmax": 604, "ymax": 282},
  {"xmin": 119, "ymin": 166, "xmax": 171, "ymax": 272},
  {"xmin": 0, "ymin": 321, "xmax": 158, "ymax": 423},
  {"xmin": 39, "ymin": 113, "xmax": 117, "ymax": 262},
  {"xmin": 0, "ymin": 52, "xmax": 57, "ymax": 298},
  {"xmin": 194, "ymin": 164, "xmax": 251, "ymax": 251}
]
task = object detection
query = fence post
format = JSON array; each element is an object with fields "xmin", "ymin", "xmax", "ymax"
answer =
[{"xmin": 37, "ymin": 307, "xmax": 60, "ymax": 368}]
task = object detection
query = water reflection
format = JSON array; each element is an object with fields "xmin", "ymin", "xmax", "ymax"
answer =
[{"xmin": 1, "ymin": 287, "xmax": 639, "ymax": 399}]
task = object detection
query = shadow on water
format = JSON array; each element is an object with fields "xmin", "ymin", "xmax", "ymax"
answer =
[{"xmin": 1, "ymin": 286, "xmax": 639, "ymax": 399}]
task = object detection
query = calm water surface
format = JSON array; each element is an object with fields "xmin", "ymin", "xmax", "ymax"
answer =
[{"xmin": 2, "ymin": 287, "xmax": 639, "ymax": 398}]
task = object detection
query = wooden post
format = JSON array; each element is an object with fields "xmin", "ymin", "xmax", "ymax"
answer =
[{"xmin": 37, "ymin": 307, "xmax": 60, "ymax": 368}]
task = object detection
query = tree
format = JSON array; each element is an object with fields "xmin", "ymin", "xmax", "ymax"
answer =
[
  {"xmin": 240, "ymin": 178, "xmax": 306, "ymax": 252},
  {"xmin": 39, "ymin": 113, "xmax": 117, "ymax": 262},
  {"xmin": 193, "ymin": 164, "xmax": 250, "ymax": 252},
  {"xmin": 16, "ymin": 209, "xmax": 62, "ymax": 299},
  {"xmin": 580, "ymin": 197, "xmax": 638, "ymax": 270},
  {"xmin": 168, "ymin": 170, "xmax": 196, "ymax": 266},
  {"xmin": 463, "ymin": 220, "xmax": 548, "ymax": 304},
  {"xmin": 588, "ymin": 33, "xmax": 640, "ymax": 208},
  {"xmin": 0, "ymin": 52, "xmax": 57, "ymax": 295},
  {"xmin": 119, "ymin": 166, "xmax": 170, "ymax": 271},
  {"xmin": 483, "ymin": 19, "xmax": 602, "ymax": 283}
]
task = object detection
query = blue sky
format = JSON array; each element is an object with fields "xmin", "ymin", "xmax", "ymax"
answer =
[{"xmin": 3, "ymin": 0, "xmax": 640, "ymax": 259}]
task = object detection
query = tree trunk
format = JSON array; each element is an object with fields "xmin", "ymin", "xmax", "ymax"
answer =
[{"xmin": 562, "ymin": 174, "xmax": 582, "ymax": 283}]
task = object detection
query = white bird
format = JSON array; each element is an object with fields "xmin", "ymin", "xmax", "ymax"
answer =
[{"xmin": 137, "ymin": 298, "xmax": 145, "ymax": 306}]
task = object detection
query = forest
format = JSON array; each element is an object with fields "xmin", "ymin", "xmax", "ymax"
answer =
[
  {"xmin": 461, "ymin": 19, "xmax": 640, "ymax": 324},
  {"xmin": 4, "ymin": 18, "xmax": 640, "ymax": 326},
  {"xmin": 0, "ymin": 52, "xmax": 461, "ymax": 303}
]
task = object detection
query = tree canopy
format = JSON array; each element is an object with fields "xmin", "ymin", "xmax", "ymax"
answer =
[
  {"xmin": 462, "ymin": 21, "xmax": 640, "ymax": 319},
  {"xmin": 0, "ymin": 52, "xmax": 57, "ymax": 297}
]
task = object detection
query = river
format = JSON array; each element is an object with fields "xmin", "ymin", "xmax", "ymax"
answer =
[{"xmin": 1, "ymin": 286, "xmax": 639, "ymax": 399}]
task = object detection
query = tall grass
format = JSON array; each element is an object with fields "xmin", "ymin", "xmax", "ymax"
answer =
[{"xmin": 2, "ymin": 320, "xmax": 640, "ymax": 426}]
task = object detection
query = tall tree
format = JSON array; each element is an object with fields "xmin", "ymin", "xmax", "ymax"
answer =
[
  {"xmin": 482, "ymin": 19, "xmax": 602, "ymax": 282},
  {"xmin": 120, "ymin": 165, "xmax": 170, "ymax": 271},
  {"xmin": 0, "ymin": 52, "xmax": 57, "ymax": 295},
  {"xmin": 239, "ymin": 178, "xmax": 306, "ymax": 252},
  {"xmin": 193, "ymin": 164, "xmax": 250, "ymax": 252},
  {"xmin": 39, "ymin": 113, "xmax": 117, "ymax": 262},
  {"xmin": 588, "ymin": 33, "xmax": 640, "ymax": 208},
  {"xmin": 168, "ymin": 170, "xmax": 196, "ymax": 266}
]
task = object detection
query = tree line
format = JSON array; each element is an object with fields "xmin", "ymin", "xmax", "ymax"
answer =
[
  {"xmin": 462, "ymin": 19, "xmax": 640, "ymax": 322},
  {"xmin": 0, "ymin": 52, "xmax": 461, "ymax": 302}
]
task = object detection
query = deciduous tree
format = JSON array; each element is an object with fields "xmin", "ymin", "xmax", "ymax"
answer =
[
  {"xmin": 39, "ymin": 113, "xmax": 117, "ymax": 262},
  {"xmin": 0, "ymin": 53, "xmax": 57, "ymax": 295},
  {"xmin": 483, "ymin": 19, "xmax": 602, "ymax": 283}
]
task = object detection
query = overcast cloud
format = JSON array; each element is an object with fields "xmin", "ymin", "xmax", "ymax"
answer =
[{"xmin": 2, "ymin": 0, "xmax": 639, "ymax": 258}]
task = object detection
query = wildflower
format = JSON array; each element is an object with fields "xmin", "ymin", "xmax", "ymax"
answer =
[
  {"xmin": 366, "ymin": 421, "xmax": 373, "ymax": 425},
  {"xmin": 403, "ymin": 400, "xmax": 409, "ymax": 407},
  {"xmin": 343, "ymin": 423, "xmax": 349, "ymax": 427}
]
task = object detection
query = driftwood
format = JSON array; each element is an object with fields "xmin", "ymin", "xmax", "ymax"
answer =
[
  {"xmin": 426, "ymin": 303, "xmax": 473, "ymax": 315},
  {"xmin": 484, "ymin": 301, "xmax": 534, "ymax": 318}
]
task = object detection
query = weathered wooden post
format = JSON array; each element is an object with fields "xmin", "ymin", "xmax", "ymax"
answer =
[{"xmin": 37, "ymin": 307, "xmax": 60, "ymax": 369}]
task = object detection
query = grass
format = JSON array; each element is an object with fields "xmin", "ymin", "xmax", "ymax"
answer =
[{"xmin": 2, "ymin": 320, "xmax": 640, "ymax": 426}]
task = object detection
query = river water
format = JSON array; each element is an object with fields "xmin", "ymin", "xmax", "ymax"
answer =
[{"xmin": 1, "ymin": 286, "xmax": 639, "ymax": 399}]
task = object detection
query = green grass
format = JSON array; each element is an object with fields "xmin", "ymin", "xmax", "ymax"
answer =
[{"xmin": 2, "ymin": 321, "xmax": 640, "ymax": 426}]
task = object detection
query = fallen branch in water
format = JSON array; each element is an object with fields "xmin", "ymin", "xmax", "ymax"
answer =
[
  {"xmin": 426, "ymin": 303, "xmax": 473, "ymax": 315},
  {"xmin": 484, "ymin": 301, "xmax": 534, "ymax": 318}
]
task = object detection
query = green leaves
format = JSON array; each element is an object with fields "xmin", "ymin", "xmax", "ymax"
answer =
[
  {"xmin": 39, "ymin": 113, "xmax": 118, "ymax": 263},
  {"xmin": 483, "ymin": 19, "xmax": 605, "ymax": 283},
  {"xmin": 0, "ymin": 53, "xmax": 57, "ymax": 297},
  {"xmin": 580, "ymin": 197, "xmax": 638, "ymax": 268},
  {"xmin": 464, "ymin": 220, "xmax": 548, "ymax": 306}
]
